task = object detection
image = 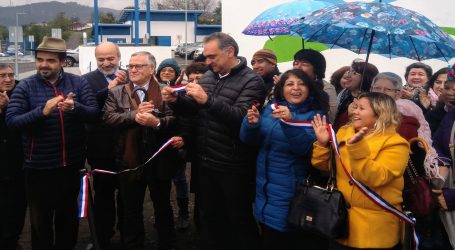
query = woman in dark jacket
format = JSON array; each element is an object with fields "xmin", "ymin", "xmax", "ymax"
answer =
[{"xmin": 240, "ymin": 69, "xmax": 328, "ymax": 250}]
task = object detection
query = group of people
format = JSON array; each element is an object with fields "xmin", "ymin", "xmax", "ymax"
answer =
[{"xmin": 1, "ymin": 31, "xmax": 455, "ymax": 250}]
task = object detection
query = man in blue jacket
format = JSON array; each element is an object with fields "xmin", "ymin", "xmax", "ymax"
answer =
[{"xmin": 6, "ymin": 37, "xmax": 99, "ymax": 250}]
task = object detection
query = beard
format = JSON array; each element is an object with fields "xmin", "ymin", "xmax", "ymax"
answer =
[{"xmin": 99, "ymin": 66, "xmax": 118, "ymax": 76}]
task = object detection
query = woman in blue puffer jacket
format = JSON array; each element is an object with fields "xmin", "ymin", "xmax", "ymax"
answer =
[{"xmin": 240, "ymin": 69, "xmax": 328, "ymax": 250}]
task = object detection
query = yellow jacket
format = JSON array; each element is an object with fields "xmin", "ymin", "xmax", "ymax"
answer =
[{"xmin": 311, "ymin": 125, "xmax": 409, "ymax": 248}]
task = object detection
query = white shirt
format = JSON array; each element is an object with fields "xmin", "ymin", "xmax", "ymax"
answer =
[{"xmin": 133, "ymin": 82, "xmax": 150, "ymax": 102}]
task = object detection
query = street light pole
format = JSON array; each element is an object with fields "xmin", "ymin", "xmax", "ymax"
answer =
[{"xmin": 15, "ymin": 12, "xmax": 26, "ymax": 77}]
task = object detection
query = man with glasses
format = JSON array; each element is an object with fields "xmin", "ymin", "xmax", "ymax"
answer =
[
  {"xmin": 103, "ymin": 51, "xmax": 179, "ymax": 250},
  {"xmin": 6, "ymin": 37, "xmax": 99, "ymax": 249},
  {"xmin": 162, "ymin": 32, "xmax": 264, "ymax": 250},
  {"xmin": 82, "ymin": 42, "xmax": 127, "ymax": 249},
  {"xmin": 0, "ymin": 64, "xmax": 26, "ymax": 250}
]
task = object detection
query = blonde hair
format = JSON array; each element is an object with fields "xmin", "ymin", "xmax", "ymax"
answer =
[{"xmin": 358, "ymin": 92, "xmax": 401, "ymax": 135}]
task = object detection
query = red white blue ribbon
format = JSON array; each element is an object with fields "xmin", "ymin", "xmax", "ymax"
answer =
[
  {"xmin": 78, "ymin": 138, "xmax": 175, "ymax": 218},
  {"xmin": 171, "ymin": 84, "xmax": 187, "ymax": 93},
  {"xmin": 78, "ymin": 174, "xmax": 90, "ymax": 218}
]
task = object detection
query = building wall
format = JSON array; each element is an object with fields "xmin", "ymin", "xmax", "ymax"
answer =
[
  {"xmin": 129, "ymin": 20, "xmax": 196, "ymax": 45},
  {"xmin": 78, "ymin": 45, "xmax": 173, "ymax": 75},
  {"xmin": 99, "ymin": 35, "xmax": 131, "ymax": 44}
]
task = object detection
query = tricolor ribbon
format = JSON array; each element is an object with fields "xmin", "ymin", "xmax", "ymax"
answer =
[
  {"xmin": 78, "ymin": 174, "xmax": 90, "ymax": 218},
  {"xmin": 171, "ymin": 84, "xmax": 187, "ymax": 93},
  {"xmin": 78, "ymin": 138, "xmax": 174, "ymax": 218}
]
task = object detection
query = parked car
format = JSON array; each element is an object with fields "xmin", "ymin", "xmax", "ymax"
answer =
[
  {"xmin": 0, "ymin": 52, "xmax": 8, "ymax": 57},
  {"xmin": 180, "ymin": 42, "xmax": 203, "ymax": 59},
  {"xmin": 65, "ymin": 48, "xmax": 79, "ymax": 67},
  {"xmin": 193, "ymin": 47, "xmax": 204, "ymax": 60},
  {"xmin": 175, "ymin": 43, "xmax": 191, "ymax": 57}
]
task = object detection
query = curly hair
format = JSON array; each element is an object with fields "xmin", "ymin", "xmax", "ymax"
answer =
[{"xmin": 273, "ymin": 69, "xmax": 329, "ymax": 112}]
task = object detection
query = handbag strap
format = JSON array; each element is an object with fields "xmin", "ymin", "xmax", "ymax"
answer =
[{"xmin": 327, "ymin": 143, "xmax": 337, "ymax": 190}]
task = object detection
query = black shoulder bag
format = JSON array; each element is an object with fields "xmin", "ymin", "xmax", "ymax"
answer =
[{"xmin": 288, "ymin": 144, "xmax": 349, "ymax": 239}]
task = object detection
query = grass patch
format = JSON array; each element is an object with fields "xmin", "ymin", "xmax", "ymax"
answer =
[{"xmin": 263, "ymin": 35, "xmax": 328, "ymax": 63}]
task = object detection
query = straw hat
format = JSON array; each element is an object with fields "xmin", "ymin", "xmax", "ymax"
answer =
[{"xmin": 34, "ymin": 36, "xmax": 66, "ymax": 53}]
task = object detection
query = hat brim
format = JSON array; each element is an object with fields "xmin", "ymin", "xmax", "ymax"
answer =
[{"xmin": 28, "ymin": 48, "xmax": 67, "ymax": 53}]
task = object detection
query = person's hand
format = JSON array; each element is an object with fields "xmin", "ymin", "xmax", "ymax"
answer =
[
  {"xmin": 418, "ymin": 89, "xmax": 431, "ymax": 109},
  {"xmin": 108, "ymin": 70, "xmax": 128, "ymax": 89},
  {"xmin": 400, "ymin": 86, "xmax": 415, "ymax": 99},
  {"xmin": 273, "ymin": 75, "xmax": 280, "ymax": 85},
  {"xmin": 43, "ymin": 95, "xmax": 64, "ymax": 116},
  {"xmin": 432, "ymin": 189, "xmax": 448, "ymax": 210},
  {"xmin": 247, "ymin": 105, "xmax": 260, "ymax": 125},
  {"xmin": 0, "ymin": 91, "xmax": 9, "ymax": 112},
  {"xmin": 171, "ymin": 136, "xmax": 185, "ymax": 149},
  {"xmin": 312, "ymin": 114, "xmax": 330, "ymax": 147},
  {"xmin": 135, "ymin": 112, "xmax": 160, "ymax": 128},
  {"xmin": 161, "ymin": 86, "xmax": 178, "ymax": 103},
  {"xmin": 347, "ymin": 127, "xmax": 368, "ymax": 144},
  {"xmin": 138, "ymin": 101, "xmax": 154, "ymax": 113},
  {"xmin": 58, "ymin": 92, "xmax": 75, "ymax": 112},
  {"xmin": 186, "ymin": 82, "xmax": 208, "ymax": 104},
  {"xmin": 174, "ymin": 69, "xmax": 186, "ymax": 86},
  {"xmin": 271, "ymin": 105, "xmax": 291, "ymax": 120}
]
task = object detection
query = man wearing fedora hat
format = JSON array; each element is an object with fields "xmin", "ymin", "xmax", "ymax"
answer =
[{"xmin": 6, "ymin": 36, "xmax": 99, "ymax": 249}]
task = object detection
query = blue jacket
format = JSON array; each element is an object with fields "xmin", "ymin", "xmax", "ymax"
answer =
[
  {"xmin": 240, "ymin": 98, "xmax": 324, "ymax": 232},
  {"xmin": 6, "ymin": 71, "xmax": 99, "ymax": 169}
]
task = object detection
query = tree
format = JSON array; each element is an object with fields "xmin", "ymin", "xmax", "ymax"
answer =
[
  {"xmin": 99, "ymin": 12, "xmax": 118, "ymax": 24},
  {"xmin": 48, "ymin": 12, "xmax": 71, "ymax": 33},
  {"xmin": 23, "ymin": 24, "xmax": 50, "ymax": 47},
  {"xmin": 0, "ymin": 25, "xmax": 8, "ymax": 40}
]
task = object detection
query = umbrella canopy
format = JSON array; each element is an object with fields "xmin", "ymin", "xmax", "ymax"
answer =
[
  {"xmin": 242, "ymin": 0, "xmax": 333, "ymax": 36},
  {"xmin": 289, "ymin": 2, "xmax": 455, "ymax": 62}
]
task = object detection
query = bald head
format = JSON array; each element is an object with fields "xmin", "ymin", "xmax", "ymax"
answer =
[{"xmin": 95, "ymin": 42, "xmax": 121, "ymax": 75}]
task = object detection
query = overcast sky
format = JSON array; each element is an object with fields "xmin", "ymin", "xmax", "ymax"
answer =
[{"xmin": 0, "ymin": 0, "xmax": 134, "ymax": 10}]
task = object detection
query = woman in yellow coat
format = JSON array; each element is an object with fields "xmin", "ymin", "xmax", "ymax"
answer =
[{"xmin": 311, "ymin": 92, "xmax": 409, "ymax": 249}]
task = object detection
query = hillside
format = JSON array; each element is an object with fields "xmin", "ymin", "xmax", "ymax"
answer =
[{"xmin": 0, "ymin": 1, "xmax": 121, "ymax": 26}]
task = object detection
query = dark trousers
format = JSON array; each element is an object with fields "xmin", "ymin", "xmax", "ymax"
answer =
[
  {"xmin": 260, "ymin": 223, "xmax": 328, "ymax": 250},
  {"xmin": 91, "ymin": 162, "xmax": 122, "ymax": 248},
  {"xmin": 172, "ymin": 163, "xmax": 189, "ymax": 219},
  {"xmin": 25, "ymin": 166, "xmax": 80, "ymax": 250},
  {"xmin": 197, "ymin": 167, "xmax": 260, "ymax": 250},
  {"xmin": 0, "ymin": 174, "xmax": 27, "ymax": 250},
  {"xmin": 118, "ymin": 166, "xmax": 175, "ymax": 250}
]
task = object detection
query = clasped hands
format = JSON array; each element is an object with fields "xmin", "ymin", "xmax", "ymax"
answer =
[
  {"xmin": 135, "ymin": 101, "xmax": 160, "ymax": 128},
  {"xmin": 42, "ymin": 92, "xmax": 75, "ymax": 116}
]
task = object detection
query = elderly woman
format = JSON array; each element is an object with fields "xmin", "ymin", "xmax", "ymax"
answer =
[
  {"xmin": 312, "ymin": 92, "xmax": 409, "ymax": 250},
  {"xmin": 240, "ymin": 69, "xmax": 328, "ymax": 250},
  {"xmin": 333, "ymin": 60, "xmax": 379, "ymax": 131}
]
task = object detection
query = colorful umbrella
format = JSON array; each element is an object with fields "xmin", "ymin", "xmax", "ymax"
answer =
[
  {"xmin": 289, "ymin": 2, "xmax": 455, "ymax": 62},
  {"xmin": 242, "ymin": 0, "xmax": 333, "ymax": 36}
]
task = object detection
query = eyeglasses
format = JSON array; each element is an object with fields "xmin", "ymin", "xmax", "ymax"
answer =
[
  {"xmin": 343, "ymin": 69, "xmax": 361, "ymax": 77},
  {"xmin": 0, "ymin": 73, "xmax": 14, "ymax": 79},
  {"xmin": 126, "ymin": 64, "xmax": 150, "ymax": 70},
  {"xmin": 371, "ymin": 86, "xmax": 398, "ymax": 93}
]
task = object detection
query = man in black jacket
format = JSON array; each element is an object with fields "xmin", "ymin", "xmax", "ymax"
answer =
[
  {"xmin": 163, "ymin": 32, "xmax": 265, "ymax": 250},
  {"xmin": 82, "ymin": 42, "xmax": 127, "ymax": 249},
  {"xmin": 0, "ymin": 64, "xmax": 26, "ymax": 250}
]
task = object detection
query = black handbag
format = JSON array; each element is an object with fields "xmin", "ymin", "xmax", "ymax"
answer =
[{"xmin": 288, "ymin": 145, "xmax": 349, "ymax": 239}]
